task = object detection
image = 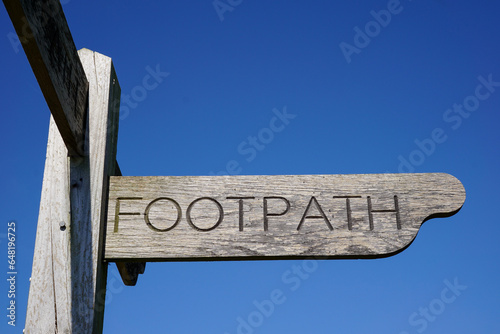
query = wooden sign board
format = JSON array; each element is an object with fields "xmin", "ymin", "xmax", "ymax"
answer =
[{"xmin": 105, "ymin": 173, "xmax": 465, "ymax": 261}]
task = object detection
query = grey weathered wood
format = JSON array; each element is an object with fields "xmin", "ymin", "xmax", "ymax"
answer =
[
  {"xmin": 25, "ymin": 49, "xmax": 120, "ymax": 333},
  {"xmin": 25, "ymin": 116, "xmax": 71, "ymax": 333},
  {"xmin": 105, "ymin": 173, "xmax": 465, "ymax": 261},
  {"xmin": 113, "ymin": 162, "xmax": 147, "ymax": 286},
  {"xmin": 2, "ymin": 0, "xmax": 88, "ymax": 156}
]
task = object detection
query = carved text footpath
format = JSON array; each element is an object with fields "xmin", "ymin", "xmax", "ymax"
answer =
[
  {"xmin": 104, "ymin": 174, "xmax": 465, "ymax": 260},
  {"xmin": 114, "ymin": 195, "xmax": 401, "ymax": 233}
]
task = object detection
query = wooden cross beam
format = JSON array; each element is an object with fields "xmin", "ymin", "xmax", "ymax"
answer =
[
  {"xmin": 3, "ymin": 0, "xmax": 87, "ymax": 157},
  {"xmin": 2, "ymin": 0, "xmax": 144, "ymax": 332}
]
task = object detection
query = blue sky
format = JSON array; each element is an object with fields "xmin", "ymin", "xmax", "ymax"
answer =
[{"xmin": 1, "ymin": 0, "xmax": 499, "ymax": 333}]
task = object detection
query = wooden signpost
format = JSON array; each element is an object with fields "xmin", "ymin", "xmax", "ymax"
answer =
[
  {"xmin": 106, "ymin": 173, "xmax": 465, "ymax": 261},
  {"xmin": 3, "ymin": 0, "xmax": 466, "ymax": 333}
]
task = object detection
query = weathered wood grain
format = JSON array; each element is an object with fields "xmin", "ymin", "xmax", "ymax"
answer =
[
  {"xmin": 3, "ymin": 0, "xmax": 88, "ymax": 156},
  {"xmin": 75, "ymin": 49, "xmax": 121, "ymax": 333},
  {"xmin": 105, "ymin": 173, "xmax": 465, "ymax": 261},
  {"xmin": 25, "ymin": 115, "xmax": 71, "ymax": 333},
  {"xmin": 113, "ymin": 162, "xmax": 147, "ymax": 286},
  {"xmin": 25, "ymin": 50, "xmax": 120, "ymax": 334}
]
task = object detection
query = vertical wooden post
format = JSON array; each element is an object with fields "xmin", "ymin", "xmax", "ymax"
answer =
[
  {"xmin": 3, "ymin": 0, "xmax": 144, "ymax": 330},
  {"xmin": 25, "ymin": 49, "xmax": 121, "ymax": 333}
]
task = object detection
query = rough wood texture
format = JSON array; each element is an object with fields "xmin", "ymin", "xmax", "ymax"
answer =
[
  {"xmin": 2, "ymin": 0, "xmax": 88, "ymax": 156},
  {"xmin": 25, "ymin": 49, "xmax": 120, "ymax": 333},
  {"xmin": 25, "ymin": 116, "xmax": 71, "ymax": 333},
  {"xmin": 113, "ymin": 162, "xmax": 147, "ymax": 286},
  {"xmin": 105, "ymin": 173, "xmax": 465, "ymax": 261}
]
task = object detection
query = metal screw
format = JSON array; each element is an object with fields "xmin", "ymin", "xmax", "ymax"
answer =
[{"xmin": 59, "ymin": 221, "xmax": 66, "ymax": 231}]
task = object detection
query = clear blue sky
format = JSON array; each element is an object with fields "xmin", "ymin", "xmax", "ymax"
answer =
[{"xmin": 1, "ymin": 1, "xmax": 499, "ymax": 333}]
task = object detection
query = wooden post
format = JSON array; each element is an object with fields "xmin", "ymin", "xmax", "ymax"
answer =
[
  {"xmin": 24, "ymin": 49, "xmax": 120, "ymax": 333},
  {"xmin": 1, "ymin": 0, "xmax": 147, "ymax": 330}
]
